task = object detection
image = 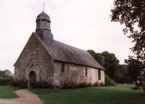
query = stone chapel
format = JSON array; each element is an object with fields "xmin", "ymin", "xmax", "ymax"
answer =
[{"xmin": 14, "ymin": 11, "xmax": 105, "ymax": 88}]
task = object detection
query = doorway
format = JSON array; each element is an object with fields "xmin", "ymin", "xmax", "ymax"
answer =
[{"xmin": 29, "ymin": 71, "xmax": 36, "ymax": 87}]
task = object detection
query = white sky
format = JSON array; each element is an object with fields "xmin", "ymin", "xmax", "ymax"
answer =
[{"xmin": 0, "ymin": 0, "xmax": 133, "ymax": 72}]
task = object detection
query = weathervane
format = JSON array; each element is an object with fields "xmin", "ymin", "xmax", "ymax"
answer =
[{"xmin": 43, "ymin": 3, "xmax": 45, "ymax": 12}]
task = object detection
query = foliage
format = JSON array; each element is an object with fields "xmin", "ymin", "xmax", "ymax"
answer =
[
  {"xmin": 12, "ymin": 80, "xmax": 53, "ymax": 88},
  {"xmin": 0, "ymin": 86, "xmax": 17, "ymax": 98},
  {"xmin": 12, "ymin": 81, "xmax": 100, "ymax": 89},
  {"xmin": 88, "ymin": 50, "xmax": 104, "ymax": 66},
  {"xmin": 105, "ymin": 75, "xmax": 117, "ymax": 86},
  {"xmin": 88, "ymin": 50, "xmax": 128, "ymax": 83},
  {"xmin": 111, "ymin": 0, "xmax": 145, "ymax": 90},
  {"xmin": 116, "ymin": 64, "xmax": 129, "ymax": 83},
  {"xmin": 0, "ymin": 69, "xmax": 13, "ymax": 79},
  {"xmin": 101, "ymin": 51, "xmax": 120, "ymax": 80},
  {"xmin": 0, "ymin": 77, "xmax": 13, "ymax": 86},
  {"xmin": 125, "ymin": 57, "xmax": 144, "ymax": 82},
  {"xmin": 31, "ymin": 82, "xmax": 53, "ymax": 88},
  {"xmin": 111, "ymin": 0, "xmax": 145, "ymax": 59},
  {"xmin": 0, "ymin": 69, "xmax": 13, "ymax": 85},
  {"xmin": 31, "ymin": 84, "xmax": 145, "ymax": 104},
  {"xmin": 61, "ymin": 82, "xmax": 101, "ymax": 89},
  {"xmin": 12, "ymin": 80, "xmax": 28, "ymax": 88}
]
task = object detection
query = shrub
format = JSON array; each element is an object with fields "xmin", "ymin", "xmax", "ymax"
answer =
[
  {"xmin": 105, "ymin": 75, "xmax": 117, "ymax": 86},
  {"xmin": 31, "ymin": 82, "xmax": 53, "ymax": 88},
  {"xmin": 12, "ymin": 81, "xmax": 54, "ymax": 88},
  {"xmin": 0, "ymin": 77, "xmax": 13, "ymax": 86},
  {"xmin": 61, "ymin": 80, "xmax": 77, "ymax": 89},
  {"xmin": 12, "ymin": 80, "xmax": 28, "ymax": 88},
  {"xmin": 61, "ymin": 81, "xmax": 101, "ymax": 89}
]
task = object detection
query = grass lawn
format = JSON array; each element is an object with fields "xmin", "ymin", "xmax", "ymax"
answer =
[
  {"xmin": 0, "ymin": 86, "xmax": 17, "ymax": 98},
  {"xmin": 31, "ymin": 84, "xmax": 145, "ymax": 104}
]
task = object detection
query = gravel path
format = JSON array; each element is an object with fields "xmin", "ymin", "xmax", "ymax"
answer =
[{"xmin": 0, "ymin": 89, "xmax": 44, "ymax": 104}]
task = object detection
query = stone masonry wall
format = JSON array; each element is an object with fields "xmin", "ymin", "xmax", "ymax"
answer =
[
  {"xmin": 53, "ymin": 62, "xmax": 105, "ymax": 87},
  {"xmin": 14, "ymin": 35, "xmax": 53, "ymax": 85}
]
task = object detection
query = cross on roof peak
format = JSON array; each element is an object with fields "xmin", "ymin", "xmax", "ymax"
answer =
[{"xmin": 43, "ymin": 3, "xmax": 45, "ymax": 12}]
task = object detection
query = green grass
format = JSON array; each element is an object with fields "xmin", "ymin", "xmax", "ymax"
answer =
[
  {"xmin": 0, "ymin": 86, "xmax": 17, "ymax": 98},
  {"xmin": 31, "ymin": 84, "xmax": 145, "ymax": 104}
]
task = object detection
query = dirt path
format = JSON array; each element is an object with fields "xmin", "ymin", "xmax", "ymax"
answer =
[{"xmin": 0, "ymin": 89, "xmax": 44, "ymax": 104}]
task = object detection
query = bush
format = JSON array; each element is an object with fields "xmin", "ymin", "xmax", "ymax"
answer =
[
  {"xmin": 105, "ymin": 75, "xmax": 117, "ymax": 86},
  {"xmin": 12, "ymin": 81, "xmax": 54, "ymax": 88},
  {"xmin": 0, "ymin": 77, "xmax": 13, "ymax": 86},
  {"xmin": 12, "ymin": 80, "xmax": 28, "ymax": 88},
  {"xmin": 61, "ymin": 81, "xmax": 102, "ymax": 89},
  {"xmin": 31, "ymin": 82, "xmax": 53, "ymax": 88}
]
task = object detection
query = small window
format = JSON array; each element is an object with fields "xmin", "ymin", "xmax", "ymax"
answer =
[
  {"xmin": 98, "ymin": 70, "xmax": 101, "ymax": 80},
  {"xmin": 61, "ymin": 64, "xmax": 65, "ymax": 73},
  {"xmin": 31, "ymin": 64, "xmax": 34, "ymax": 68},
  {"xmin": 85, "ymin": 68, "xmax": 88, "ymax": 76}
]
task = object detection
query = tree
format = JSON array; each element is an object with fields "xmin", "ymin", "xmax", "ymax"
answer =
[
  {"xmin": 111, "ymin": 0, "xmax": 145, "ymax": 63},
  {"xmin": 88, "ymin": 50, "xmax": 128, "ymax": 83},
  {"xmin": 101, "ymin": 51, "xmax": 120, "ymax": 81},
  {"xmin": 125, "ymin": 57, "xmax": 144, "ymax": 82},
  {"xmin": 88, "ymin": 50, "xmax": 104, "ymax": 66},
  {"xmin": 0, "ymin": 69, "xmax": 13, "ymax": 86},
  {"xmin": 111, "ymin": 0, "xmax": 145, "ymax": 89},
  {"xmin": 0, "ymin": 69, "xmax": 12, "ymax": 79},
  {"xmin": 114, "ymin": 64, "xmax": 128, "ymax": 83}
]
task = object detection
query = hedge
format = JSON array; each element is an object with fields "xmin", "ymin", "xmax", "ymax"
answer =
[{"xmin": 0, "ymin": 77, "xmax": 13, "ymax": 86}]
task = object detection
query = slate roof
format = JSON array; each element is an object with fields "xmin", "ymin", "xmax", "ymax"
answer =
[
  {"xmin": 15, "ymin": 11, "xmax": 104, "ymax": 70},
  {"xmin": 34, "ymin": 33, "xmax": 104, "ymax": 70},
  {"xmin": 36, "ymin": 11, "xmax": 51, "ymax": 22}
]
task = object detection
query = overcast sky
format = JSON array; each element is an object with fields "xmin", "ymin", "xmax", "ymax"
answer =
[{"xmin": 0, "ymin": 0, "xmax": 134, "ymax": 72}]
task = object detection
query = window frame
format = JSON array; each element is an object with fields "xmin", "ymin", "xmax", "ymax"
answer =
[
  {"xmin": 85, "ymin": 68, "xmax": 88, "ymax": 76},
  {"xmin": 61, "ymin": 64, "xmax": 65, "ymax": 73},
  {"xmin": 98, "ymin": 70, "xmax": 101, "ymax": 80}
]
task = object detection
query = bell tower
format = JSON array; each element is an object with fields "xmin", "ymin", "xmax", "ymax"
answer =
[
  {"xmin": 36, "ymin": 11, "xmax": 51, "ymax": 31},
  {"xmin": 35, "ymin": 11, "xmax": 53, "ymax": 43}
]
